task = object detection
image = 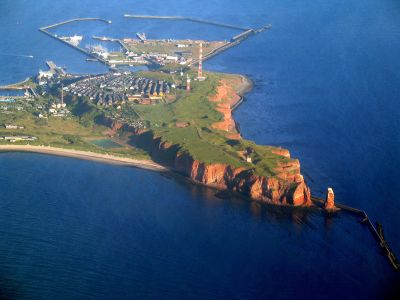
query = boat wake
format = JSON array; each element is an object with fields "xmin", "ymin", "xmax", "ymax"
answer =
[{"xmin": 0, "ymin": 53, "xmax": 34, "ymax": 59}]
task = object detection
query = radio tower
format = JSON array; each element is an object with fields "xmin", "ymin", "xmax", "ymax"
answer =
[
  {"xmin": 186, "ymin": 74, "xmax": 191, "ymax": 92},
  {"xmin": 61, "ymin": 84, "xmax": 64, "ymax": 107},
  {"xmin": 197, "ymin": 42, "xmax": 205, "ymax": 81}
]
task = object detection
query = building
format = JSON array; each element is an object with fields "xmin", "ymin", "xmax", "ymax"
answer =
[
  {"xmin": 4, "ymin": 124, "xmax": 24, "ymax": 129},
  {"xmin": 1, "ymin": 136, "xmax": 37, "ymax": 142}
]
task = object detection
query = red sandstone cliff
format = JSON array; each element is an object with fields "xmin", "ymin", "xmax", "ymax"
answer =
[
  {"xmin": 146, "ymin": 135, "xmax": 311, "ymax": 206},
  {"xmin": 126, "ymin": 77, "xmax": 312, "ymax": 207}
]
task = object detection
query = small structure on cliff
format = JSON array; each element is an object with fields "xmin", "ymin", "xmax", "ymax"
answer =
[
  {"xmin": 245, "ymin": 147, "xmax": 253, "ymax": 163},
  {"xmin": 324, "ymin": 187, "xmax": 337, "ymax": 211}
]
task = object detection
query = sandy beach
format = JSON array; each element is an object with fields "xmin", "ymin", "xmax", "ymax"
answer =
[{"xmin": 0, "ymin": 145, "xmax": 167, "ymax": 172}]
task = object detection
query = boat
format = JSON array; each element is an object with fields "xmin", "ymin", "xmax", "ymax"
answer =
[
  {"xmin": 60, "ymin": 35, "xmax": 83, "ymax": 46},
  {"xmin": 136, "ymin": 32, "xmax": 147, "ymax": 41}
]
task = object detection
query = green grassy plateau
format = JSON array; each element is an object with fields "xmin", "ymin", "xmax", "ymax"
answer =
[{"xmin": 0, "ymin": 70, "xmax": 294, "ymax": 178}]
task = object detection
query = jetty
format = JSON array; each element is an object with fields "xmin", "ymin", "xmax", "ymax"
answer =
[
  {"xmin": 123, "ymin": 14, "xmax": 249, "ymax": 31},
  {"xmin": 40, "ymin": 18, "xmax": 111, "ymax": 31},
  {"xmin": 189, "ymin": 24, "xmax": 271, "ymax": 66},
  {"xmin": 312, "ymin": 196, "xmax": 399, "ymax": 271},
  {"xmin": 0, "ymin": 77, "xmax": 31, "ymax": 90},
  {"xmin": 46, "ymin": 61, "xmax": 66, "ymax": 76},
  {"xmin": 39, "ymin": 18, "xmax": 113, "ymax": 66},
  {"xmin": 0, "ymin": 77, "xmax": 37, "ymax": 98}
]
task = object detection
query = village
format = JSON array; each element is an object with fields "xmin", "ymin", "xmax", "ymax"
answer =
[
  {"xmin": 0, "ymin": 59, "xmax": 180, "ymax": 143},
  {"xmin": 64, "ymin": 72, "xmax": 174, "ymax": 106}
]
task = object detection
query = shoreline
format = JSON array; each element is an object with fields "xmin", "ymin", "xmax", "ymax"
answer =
[
  {"xmin": 0, "ymin": 145, "xmax": 167, "ymax": 172},
  {"xmin": 237, "ymin": 75, "xmax": 254, "ymax": 96},
  {"xmin": 0, "ymin": 74, "xmax": 254, "ymax": 183}
]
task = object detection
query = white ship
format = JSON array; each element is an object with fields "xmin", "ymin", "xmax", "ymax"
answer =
[
  {"xmin": 136, "ymin": 32, "xmax": 147, "ymax": 41},
  {"xmin": 60, "ymin": 35, "xmax": 83, "ymax": 47}
]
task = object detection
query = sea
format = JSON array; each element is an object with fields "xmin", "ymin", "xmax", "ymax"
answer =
[{"xmin": 0, "ymin": 0, "xmax": 399, "ymax": 299}]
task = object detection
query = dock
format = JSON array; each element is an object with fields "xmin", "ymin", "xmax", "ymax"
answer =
[
  {"xmin": 92, "ymin": 36, "xmax": 130, "ymax": 53},
  {"xmin": 92, "ymin": 35, "xmax": 119, "ymax": 42},
  {"xmin": 312, "ymin": 196, "xmax": 399, "ymax": 271},
  {"xmin": 46, "ymin": 61, "xmax": 66, "ymax": 75},
  {"xmin": 0, "ymin": 77, "xmax": 37, "ymax": 98}
]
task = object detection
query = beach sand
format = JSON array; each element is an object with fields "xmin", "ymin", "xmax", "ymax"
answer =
[{"xmin": 0, "ymin": 145, "xmax": 167, "ymax": 172}]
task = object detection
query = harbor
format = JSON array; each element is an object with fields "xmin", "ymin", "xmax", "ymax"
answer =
[
  {"xmin": 0, "ymin": 77, "xmax": 37, "ymax": 98},
  {"xmin": 39, "ymin": 18, "xmax": 113, "ymax": 66},
  {"xmin": 39, "ymin": 15, "xmax": 271, "ymax": 70}
]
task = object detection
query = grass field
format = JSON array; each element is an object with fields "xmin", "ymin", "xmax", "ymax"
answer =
[
  {"xmin": 123, "ymin": 39, "xmax": 227, "ymax": 58},
  {"xmin": 0, "ymin": 70, "xmax": 294, "ymax": 178},
  {"xmin": 0, "ymin": 111, "xmax": 149, "ymax": 160},
  {"xmin": 125, "ymin": 71, "xmax": 293, "ymax": 176}
]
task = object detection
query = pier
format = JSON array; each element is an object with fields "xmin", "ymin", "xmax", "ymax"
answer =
[
  {"xmin": 190, "ymin": 25, "xmax": 271, "ymax": 66},
  {"xmin": 312, "ymin": 196, "xmax": 399, "ymax": 271},
  {"xmin": 46, "ymin": 61, "xmax": 66, "ymax": 75},
  {"xmin": 123, "ymin": 14, "xmax": 249, "ymax": 31},
  {"xmin": 40, "ymin": 18, "xmax": 111, "ymax": 31},
  {"xmin": 92, "ymin": 36, "xmax": 130, "ymax": 53},
  {"xmin": 0, "ymin": 77, "xmax": 37, "ymax": 97},
  {"xmin": 0, "ymin": 77, "xmax": 31, "ymax": 90},
  {"xmin": 92, "ymin": 36, "xmax": 119, "ymax": 42}
]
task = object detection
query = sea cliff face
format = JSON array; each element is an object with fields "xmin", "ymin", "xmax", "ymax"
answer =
[
  {"xmin": 144, "ymin": 135, "xmax": 311, "ymax": 206},
  {"xmin": 112, "ymin": 74, "xmax": 312, "ymax": 207}
]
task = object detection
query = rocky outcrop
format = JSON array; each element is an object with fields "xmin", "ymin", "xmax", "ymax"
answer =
[
  {"xmin": 324, "ymin": 187, "xmax": 336, "ymax": 210},
  {"xmin": 126, "ymin": 78, "xmax": 312, "ymax": 207},
  {"xmin": 99, "ymin": 115, "xmax": 145, "ymax": 136},
  {"xmin": 210, "ymin": 80, "xmax": 242, "ymax": 137},
  {"xmin": 144, "ymin": 136, "xmax": 312, "ymax": 206}
]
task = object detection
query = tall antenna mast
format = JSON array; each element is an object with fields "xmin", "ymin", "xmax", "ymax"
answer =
[
  {"xmin": 197, "ymin": 42, "xmax": 204, "ymax": 80},
  {"xmin": 186, "ymin": 74, "xmax": 191, "ymax": 92},
  {"xmin": 61, "ymin": 84, "xmax": 64, "ymax": 105}
]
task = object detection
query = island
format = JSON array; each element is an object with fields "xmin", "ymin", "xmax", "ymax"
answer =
[
  {"xmin": 0, "ymin": 16, "xmax": 311, "ymax": 208},
  {"xmin": 0, "ymin": 64, "xmax": 311, "ymax": 207},
  {"xmin": 2, "ymin": 15, "xmax": 399, "ymax": 272}
]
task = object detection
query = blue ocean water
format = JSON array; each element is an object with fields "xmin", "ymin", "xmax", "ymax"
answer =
[{"xmin": 0, "ymin": 0, "xmax": 399, "ymax": 299}]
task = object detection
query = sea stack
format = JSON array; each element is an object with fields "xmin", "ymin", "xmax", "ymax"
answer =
[{"xmin": 324, "ymin": 187, "xmax": 336, "ymax": 211}]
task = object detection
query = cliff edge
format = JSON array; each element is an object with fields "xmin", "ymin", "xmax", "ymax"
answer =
[{"xmin": 129, "ymin": 73, "xmax": 312, "ymax": 206}]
